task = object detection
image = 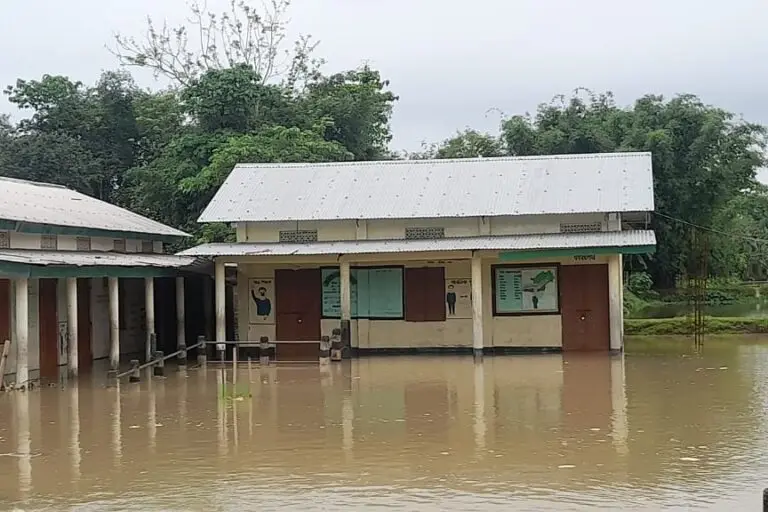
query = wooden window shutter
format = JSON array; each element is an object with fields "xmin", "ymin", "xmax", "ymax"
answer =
[{"xmin": 405, "ymin": 267, "xmax": 446, "ymax": 322}]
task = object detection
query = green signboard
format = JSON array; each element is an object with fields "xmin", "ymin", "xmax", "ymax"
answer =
[
  {"xmin": 495, "ymin": 266, "xmax": 558, "ymax": 314},
  {"xmin": 322, "ymin": 267, "xmax": 403, "ymax": 318}
]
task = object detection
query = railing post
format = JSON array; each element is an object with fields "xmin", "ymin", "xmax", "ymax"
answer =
[
  {"xmin": 153, "ymin": 351, "xmax": 164, "ymax": 377},
  {"xmin": 259, "ymin": 336, "xmax": 270, "ymax": 365},
  {"xmin": 217, "ymin": 342, "xmax": 225, "ymax": 363},
  {"xmin": 319, "ymin": 335, "xmax": 331, "ymax": 364},
  {"xmin": 330, "ymin": 328, "xmax": 342, "ymax": 362},
  {"xmin": 107, "ymin": 369, "xmax": 118, "ymax": 388},
  {"xmin": 197, "ymin": 336, "xmax": 207, "ymax": 366},
  {"xmin": 178, "ymin": 341, "xmax": 187, "ymax": 367},
  {"xmin": 129, "ymin": 359, "xmax": 140, "ymax": 383}
]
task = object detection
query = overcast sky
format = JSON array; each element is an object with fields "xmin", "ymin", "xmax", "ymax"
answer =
[{"xmin": 1, "ymin": 0, "xmax": 767, "ymax": 157}]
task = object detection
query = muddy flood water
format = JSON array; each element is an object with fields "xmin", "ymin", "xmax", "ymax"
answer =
[{"xmin": 2, "ymin": 337, "xmax": 768, "ymax": 511}]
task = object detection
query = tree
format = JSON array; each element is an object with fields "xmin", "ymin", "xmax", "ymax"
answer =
[
  {"xmin": 434, "ymin": 129, "xmax": 505, "ymax": 159},
  {"xmin": 112, "ymin": 0, "xmax": 321, "ymax": 89},
  {"xmin": 500, "ymin": 89, "xmax": 767, "ymax": 288}
]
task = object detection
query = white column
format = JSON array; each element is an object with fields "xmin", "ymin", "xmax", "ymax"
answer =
[
  {"xmin": 176, "ymin": 277, "xmax": 186, "ymax": 350},
  {"xmin": 611, "ymin": 355, "xmax": 629, "ymax": 455},
  {"xmin": 608, "ymin": 254, "xmax": 623, "ymax": 352},
  {"xmin": 66, "ymin": 277, "xmax": 78, "ymax": 378},
  {"xmin": 473, "ymin": 361, "xmax": 486, "ymax": 453},
  {"xmin": 108, "ymin": 277, "xmax": 120, "ymax": 371},
  {"xmin": 144, "ymin": 277, "xmax": 155, "ymax": 362},
  {"xmin": 471, "ymin": 254, "xmax": 484, "ymax": 358},
  {"xmin": 14, "ymin": 278, "xmax": 29, "ymax": 389},
  {"xmin": 215, "ymin": 261, "xmax": 226, "ymax": 344},
  {"xmin": 340, "ymin": 260, "xmax": 351, "ymax": 323}
]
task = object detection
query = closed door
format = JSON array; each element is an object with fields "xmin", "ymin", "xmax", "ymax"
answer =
[
  {"xmin": 560, "ymin": 265, "xmax": 610, "ymax": 351},
  {"xmin": 39, "ymin": 279, "xmax": 59, "ymax": 381},
  {"xmin": 275, "ymin": 269, "xmax": 321, "ymax": 361},
  {"xmin": 77, "ymin": 279, "xmax": 93, "ymax": 372},
  {"xmin": 0, "ymin": 279, "xmax": 9, "ymax": 344}
]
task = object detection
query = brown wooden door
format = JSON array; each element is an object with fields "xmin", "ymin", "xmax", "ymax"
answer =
[
  {"xmin": 39, "ymin": 279, "xmax": 60, "ymax": 381},
  {"xmin": 275, "ymin": 269, "xmax": 321, "ymax": 361},
  {"xmin": 560, "ymin": 264, "xmax": 610, "ymax": 351},
  {"xmin": 77, "ymin": 279, "xmax": 93, "ymax": 372},
  {"xmin": 0, "ymin": 279, "xmax": 10, "ymax": 344}
]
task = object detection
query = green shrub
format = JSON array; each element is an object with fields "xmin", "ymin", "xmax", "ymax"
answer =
[{"xmin": 625, "ymin": 316, "xmax": 768, "ymax": 336}]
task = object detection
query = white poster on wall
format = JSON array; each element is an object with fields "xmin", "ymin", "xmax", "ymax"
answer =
[
  {"xmin": 445, "ymin": 278, "xmax": 472, "ymax": 318},
  {"xmin": 249, "ymin": 278, "xmax": 275, "ymax": 324}
]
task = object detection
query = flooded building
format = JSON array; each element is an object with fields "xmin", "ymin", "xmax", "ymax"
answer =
[
  {"xmin": 0, "ymin": 177, "xmax": 209, "ymax": 387},
  {"xmin": 181, "ymin": 152, "xmax": 656, "ymax": 357}
]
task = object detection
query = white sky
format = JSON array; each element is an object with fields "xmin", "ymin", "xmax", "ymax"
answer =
[{"xmin": 1, "ymin": 0, "xmax": 767, "ymax": 164}]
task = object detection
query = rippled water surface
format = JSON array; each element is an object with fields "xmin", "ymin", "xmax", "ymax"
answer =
[{"xmin": 2, "ymin": 336, "xmax": 768, "ymax": 511}]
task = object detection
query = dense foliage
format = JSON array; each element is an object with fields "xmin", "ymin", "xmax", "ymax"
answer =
[{"xmin": 1, "ymin": 3, "xmax": 766, "ymax": 287}]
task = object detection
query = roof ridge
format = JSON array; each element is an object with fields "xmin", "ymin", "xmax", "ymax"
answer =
[
  {"xmin": 0, "ymin": 176, "xmax": 70, "ymax": 190},
  {"xmin": 233, "ymin": 151, "xmax": 653, "ymax": 170}
]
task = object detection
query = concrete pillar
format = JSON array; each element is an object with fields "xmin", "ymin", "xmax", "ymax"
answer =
[
  {"xmin": 144, "ymin": 277, "xmax": 155, "ymax": 363},
  {"xmin": 14, "ymin": 278, "xmax": 29, "ymax": 389},
  {"xmin": 340, "ymin": 260, "xmax": 351, "ymax": 349},
  {"xmin": 176, "ymin": 277, "xmax": 186, "ymax": 351},
  {"xmin": 215, "ymin": 261, "xmax": 226, "ymax": 345},
  {"xmin": 473, "ymin": 361, "xmax": 486, "ymax": 453},
  {"xmin": 108, "ymin": 277, "xmax": 120, "ymax": 371},
  {"xmin": 471, "ymin": 254, "xmax": 484, "ymax": 359},
  {"xmin": 608, "ymin": 254, "xmax": 623, "ymax": 352},
  {"xmin": 611, "ymin": 355, "xmax": 629, "ymax": 455},
  {"xmin": 66, "ymin": 277, "xmax": 78, "ymax": 378}
]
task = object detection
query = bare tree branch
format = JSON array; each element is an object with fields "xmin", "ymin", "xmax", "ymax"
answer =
[{"xmin": 110, "ymin": 0, "xmax": 321, "ymax": 90}]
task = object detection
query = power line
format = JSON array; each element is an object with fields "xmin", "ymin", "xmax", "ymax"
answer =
[{"xmin": 652, "ymin": 211, "xmax": 768, "ymax": 244}]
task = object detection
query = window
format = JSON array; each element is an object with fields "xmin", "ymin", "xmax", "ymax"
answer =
[
  {"xmin": 141, "ymin": 240, "xmax": 155, "ymax": 253},
  {"xmin": 560, "ymin": 222, "xmax": 602, "ymax": 233},
  {"xmin": 113, "ymin": 239, "xmax": 126, "ymax": 253},
  {"xmin": 405, "ymin": 267, "xmax": 446, "ymax": 322},
  {"xmin": 279, "ymin": 230, "xmax": 318, "ymax": 243},
  {"xmin": 493, "ymin": 265, "xmax": 559, "ymax": 315},
  {"xmin": 41, "ymin": 234, "xmax": 58, "ymax": 250},
  {"xmin": 405, "ymin": 227, "xmax": 445, "ymax": 240},
  {"xmin": 321, "ymin": 266, "xmax": 403, "ymax": 319},
  {"xmin": 76, "ymin": 236, "xmax": 91, "ymax": 251},
  {"xmin": 0, "ymin": 232, "xmax": 8, "ymax": 249}
]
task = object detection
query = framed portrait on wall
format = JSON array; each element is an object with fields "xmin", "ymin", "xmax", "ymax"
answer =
[{"xmin": 248, "ymin": 278, "xmax": 275, "ymax": 324}]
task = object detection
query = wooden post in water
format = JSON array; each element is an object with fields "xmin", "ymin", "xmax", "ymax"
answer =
[
  {"xmin": 247, "ymin": 357, "xmax": 253, "ymax": 383},
  {"xmin": 197, "ymin": 336, "xmax": 207, "ymax": 366},
  {"xmin": 153, "ymin": 351, "xmax": 164, "ymax": 377},
  {"xmin": 129, "ymin": 360, "xmax": 140, "ymax": 383},
  {"xmin": 0, "ymin": 340, "xmax": 11, "ymax": 390},
  {"xmin": 177, "ymin": 341, "xmax": 187, "ymax": 367},
  {"xmin": 330, "ymin": 329, "xmax": 342, "ymax": 362},
  {"xmin": 232, "ymin": 343, "xmax": 238, "ymax": 388}
]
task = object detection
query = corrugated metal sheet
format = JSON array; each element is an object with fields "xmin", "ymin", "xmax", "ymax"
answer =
[
  {"xmin": 0, "ymin": 250, "xmax": 197, "ymax": 268},
  {"xmin": 199, "ymin": 152, "xmax": 654, "ymax": 223},
  {"xmin": 0, "ymin": 177, "xmax": 188, "ymax": 237},
  {"xmin": 178, "ymin": 230, "xmax": 656, "ymax": 257}
]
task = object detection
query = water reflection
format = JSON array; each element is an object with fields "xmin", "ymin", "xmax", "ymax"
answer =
[{"xmin": 0, "ymin": 340, "xmax": 767, "ymax": 510}]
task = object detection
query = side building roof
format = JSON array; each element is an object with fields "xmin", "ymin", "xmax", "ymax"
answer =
[
  {"xmin": 198, "ymin": 151, "xmax": 655, "ymax": 223},
  {"xmin": 0, "ymin": 177, "xmax": 188, "ymax": 241}
]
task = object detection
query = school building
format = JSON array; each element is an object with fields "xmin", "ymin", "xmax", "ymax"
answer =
[
  {"xmin": 0, "ymin": 178, "xmax": 212, "ymax": 387},
  {"xmin": 180, "ymin": 152, "xmax": 656, "ymax": 358}
]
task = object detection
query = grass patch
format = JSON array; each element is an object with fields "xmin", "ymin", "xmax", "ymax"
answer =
[
  {"xmin": 219, "ymin": 383, "xmax": 252, "ymax": 400},
  {"xmin": 624, "ymin": 316, "xmax": 768, "ymax": 336}
]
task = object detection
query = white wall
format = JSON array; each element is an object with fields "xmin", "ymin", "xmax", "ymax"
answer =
[
  {"xmin": 241, "ymin": 213, "xmax": 611, "ymax": 243},
  {"xmin": 3, "ymin": 232, "xmax": 163, "ymax": 253}
]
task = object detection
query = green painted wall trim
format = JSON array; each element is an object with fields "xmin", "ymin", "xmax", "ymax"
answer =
[
  {"xmin": 499, "ymin": 244, "xmax": 656, "ymax": 261},
  {"xmin": 0, "ymin": 261, "xmax": 182, "ymax": 278},
  {"xmin": 0, "ymin": 218, "xmax": 185, "ymax": 243}
]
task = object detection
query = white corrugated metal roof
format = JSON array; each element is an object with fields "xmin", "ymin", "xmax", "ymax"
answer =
[
  {"xmin": 0, "ymin": 250, "xmax": 196, "ymax": 268},
  {"xmin": 0, "ymin": 177, "xmax": 188, "ymax": 238},
  {"xmin": 178, "ymin": 230, "xmax": 656, "ymax": 257},
  {"xmin": 199, "ymin": 152, "xmax": 654, "ymax": 223}
]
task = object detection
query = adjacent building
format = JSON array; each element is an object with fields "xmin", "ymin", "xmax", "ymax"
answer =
[
  {"xmin": 181, "ymin": 152, "xmax": 656, "ymax": 358},
  {"xmin": 0, "ymin": 178, "xmax": 210, "ymax": 387}
]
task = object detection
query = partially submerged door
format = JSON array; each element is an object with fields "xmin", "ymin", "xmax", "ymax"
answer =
[
  {"xmin": 77, "ymin": 279, "xmax": 93, "ymax": 372},
  {"xmin": 39, "ymin": 279, "xmax": 59, "ymax": 381},
  {"xmin": 275, "ymin": 269, "xmax": 321, "ymax": 361},
  {"xmin": 560, "ymin": 265, "xmax": 610, "ymax": 351}
]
